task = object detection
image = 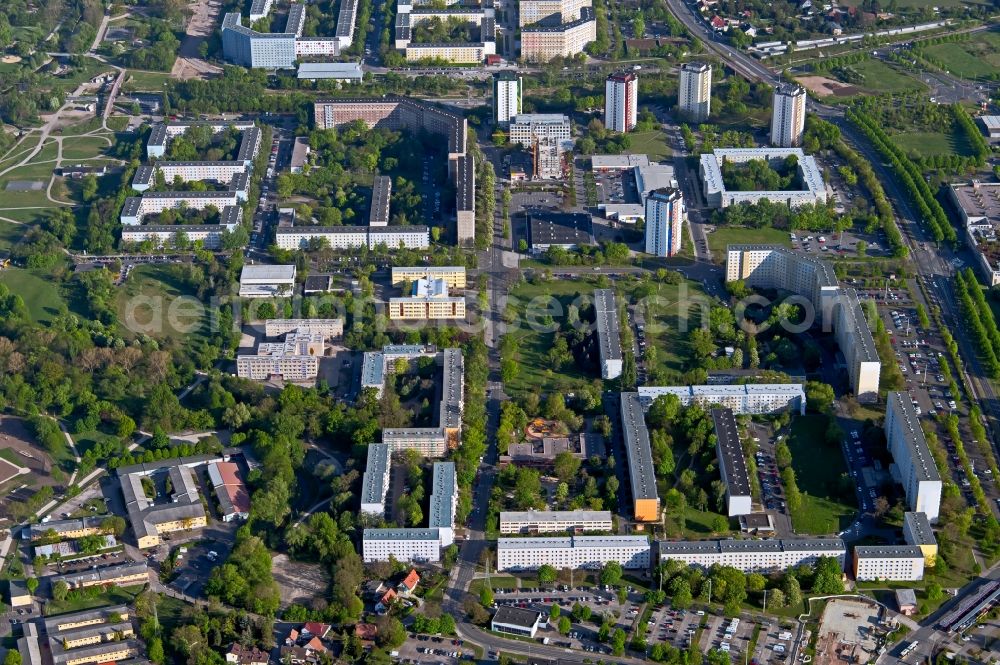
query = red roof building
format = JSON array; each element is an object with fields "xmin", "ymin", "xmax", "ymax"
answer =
[
  {"xmin": 710, "ymin": 15, "xmax": 727, "ymax": 30},
  {"xmin": 208, "ymin": 461, "xmax": 251, "ymax": 521},
  {"xmin": 398, "ymin": 569, "xmax": 420, "ymax": 595},
  {"xmin": 304, "ymin": 637, "xmax": 327, "ymax": 653},
  {"xmin": 354, "ymin": 624, "xmax": 379, "ymax": 641},
  {"xmin": 302, "ymin": 623, "xmax": 331, "ymax": 639}
]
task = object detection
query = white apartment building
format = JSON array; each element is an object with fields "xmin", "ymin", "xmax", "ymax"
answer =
[
  {"xmin": 853, "ymin": 545, "xmax": 925, "ymax": 581},
  {"xmin": 428, "ymin": 462, "xmax": 458, "ymax": 547},
  {"xmin": 383, "ymin": 428, "xmax": 449, "ymax": 457},
  {"xmin": 497, "ymin": 536, "xmax": 651, "ymax": 572},
  {"xmin": 494, "ymin": 72, "xmax": 522, "ymax": 125},
  {"xmin": 362, "ymin": 529, "xmax": 443, "ymax": 562},
  {"xmin": 678, "ymin": 62, "xmax": 712, "ymax": 122},
  {"xmin": 658, "ymin": 538, "xmax": 847, "ymax": 573},
  {"xmin": 509, "ymin": 114, "xmax": 572, "ymax": 146},
  {"xmin": 520, "ymin": 11, "xmax": 596, "ymax": 61},
  {"xmin": 238, "ymin": 264, "xmax": 296, "ymax": 298},
  {"xmin": 499, "ymin": 510, "xmax": 613, "ymax": 535},
  {"xmin": 700, "ymin": 148, "xmax": 827, "ymax": 209},
  {"xmin": 885, "ymin": 392, "xmax": 942, "ymax": 522},
  {"xmin": 518, "ymin": 0, "xmax": 590, "ymax": 26},
  {"xmin": 146, "ymin": 121, "xmax": 258, "ymax": 159},
  {"xmin": 712, "ymin": 408, "xmax": 752, "ymax": 517},
  {"xmin": 637, "ymin": 384, "xmax": 806, "ymax": 416},
  {"xmin": 771, "ymin": 84, "xmax": 807, "ymax": 148},
  {"xmin": 120, "ymin": 221, "xmax": 239, "ymax": 250},
  {"xmin": 360, "ymin": 443, "xmax": 392, "ymax": 516},
  {"xmin": 120, "ymin": 192, "xmax": 240, "ymax": 226},
  {"xmin": 621, "ymin": 392, "xmax": 660, "ymax": 522},
  {"xmin": 594, "ymin": 289, "xmax": 623, "ymax": 380},
  {"xmin": 644, "ymin": 188, "xmax": 685, "ymax": 257},
  {"xmin": 725, "ymin": 244, "xmax": 880, "ymax": 401},
  {"xmin": 263, "ymin": 319, "xmax": 344, "ymax": 338},
  {"xmin": 274, "ymin": 225, "xmax": 430, "ymax": 250},
  {"xmin": 604, "ymin": 72, "xmax": 638, "ymax": 133},
  {"xmin": 132, "ymin": 162, "xmax": 248, "ymax": 192}
]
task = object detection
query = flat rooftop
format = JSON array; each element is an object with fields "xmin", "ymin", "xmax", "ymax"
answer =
[
  {"xmin": 711, "ymin": 407, "xmax": 751, "ymax": 498},
  {"xmin": 620, "ymin": 392, "xmax": 658, "ymax": 503},
  {"xmin": 888, "ymin": 391, "xmax": 941, "ymax": 483},
  {"xmin": 594, "ymin": 289, "xmax": 622, "ymax": 362},
  {"xmin": 658, "ymin": 537, "xmax": 846, "ymax": 555},
  {"xmin": 528, "ymin": 210, "xmax": 593, "ymax": 248},
  {"xmin": 501, "ymin": 510, "xmax": 612, "ymax": 524}
]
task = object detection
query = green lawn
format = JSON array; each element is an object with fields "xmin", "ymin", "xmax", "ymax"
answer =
[
  {"xmin": 681, "ymin": 507, "xmax": 733, "ymax": 538},
  {"xmin": 124, "ymin": 69, "xmax": 173, "ymax": 91},
  {"xmin": 0, "ymin": 267, "xmax": 68, "ymax": 325},
  {"xmin": 890, "ymin": 129, "xmax": 973, "ymax": 159},
  {"xmin": 626, "ymin": 130, "xmax": 671, "ymax": 161},
  {"xmin": 706, "ymin": 226, "xmax": 791, "ymax": 256},
  {"xmin": 786, "ymin": 415, "xmax": 856, "ymax": 535},
  {"xmin": 115, "ymin": 264, "xmax": 208, "ymax": 343},
  {"xmin": 43, "ymin": 585, "xmax": 144, "ymax": 616},
  {"xmin": 921, "ymin": 31, "xmax": 1000, "ymax": 80},
  {"xmin": 469, "ymin": 576, "xmax": 519, "ymax": 594},
  {"xmin": 0, "ymin": 209, "xmax": 53, "ymax": 226},
  {"xmin": 61, "ymin": 136, "xmax": 112, "ymax": 161},
  {"xmin": 73, "ymin": 430, "xmax": 119, "ymax": 458},
  {"xmin": 820, "ymin": 59, "xmax": 927, "ymax": 100},
  {"xmin": 625, "ymin": 279, "xmax": 708, "ymax": 379},
  {"xmin": 0, "ymin": 220, "xmax": 26, "ymax": 252}
]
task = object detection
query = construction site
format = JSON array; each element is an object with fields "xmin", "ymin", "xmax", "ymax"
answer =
[{"xmin": 814, "ymin": 598, "xmax": 884, "ymax": 665}]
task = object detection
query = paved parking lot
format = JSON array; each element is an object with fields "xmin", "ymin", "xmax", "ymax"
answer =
[
  {"xmin": 167, "ymin": 531, "xmax": 234, "ymax": 598},
  {"xmin": 398, "ymin": 634, "xmax": 473, "ymax": 665}
]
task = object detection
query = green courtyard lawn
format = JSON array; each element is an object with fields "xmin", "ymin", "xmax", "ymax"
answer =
[
  {"xmin": 786, "ymin": 415, "xmax": 857, "ymax": 535},
  {"xmin": 115, "ymin": 264, "xmax": 208, "ymax": 344},
  {"xmin": 44, "ymin": 585, "xmax": 145, "ymax": 615},
  {"xmin": 890, "ymin": 129, "xmax": 974, "ymax": 159},
  {"xmin": 623, "ymin": 279, "xmax": 709, "ymax": 379},
  {"xmin": 706, "ymin": 226, "xmax": 791, "ymax": 256},
  {"xmin": 626, "ymin": 130, "xmax": 671, "ymax": 161},
  {"xmin": 469, "ymin": 577, "xmax": 519, "ymax": 594},
  {"xmin": 0, "ymin": 267, "xmax": 69, "ymax": 325}
]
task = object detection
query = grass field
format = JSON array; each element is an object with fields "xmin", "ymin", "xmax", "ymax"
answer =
[
  {"xmin": 0, "ymin": 268, "xmax": 68, "ymax": 325},
  {"xmin": 626, "ymin": 130, "xmax": 671, "ymax": 161},
  {"xmin": 44, "ymin": 585, "xmax": 144, "ymax": 616},
  {"xmin": 115, "ymin": 264, "xmax": 207, "ymax": 343},
  {"xmin": 706, "ymin": 226, "xmax": 791, "ymax": 256},
  {"xmin": 890, "ymin": 129, "xmax": 973, "ymax": 158},
  {"xmin": 124, "ymin": 69, "xmax": 173, "ymax": 91},
  {"xmin": 61, "ymin": 136, "xmax": 112, "ymax": 161},
  {"xmin": 0, "ymin": 209, "xmax": 53, "ymax": 226},
  {"xmin": 819, "ymin": 59, "xmax": 927, "ymax": 99},
  {"xmin": 786, "ymin": 415, "xmax": 856, "ymax": 534},
  {"xmin": 0, "ymin": 220, "xmax": 26, "ymax": 252},
  {"xmin": 921, "ymin": 31, "xmax": 1000, "ymax": 80},
  {"xmin": 625, "ymin": 279, "xmax": 708, "ymax": 379}
]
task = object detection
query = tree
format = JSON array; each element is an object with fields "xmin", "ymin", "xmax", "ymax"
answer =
[
  {"xmin": 538, "ymin": 564, "xmax": 557, "ymax": 584},
  {"xmin": 4, "ymin": 651, "xmax": 22, "ymax": 665},
  {"xmin": 746, "ymin": 573, "xmax": 766, "ymax": 593},
  {"xmin": 782, "ymin": 575, "xmax": 802, "ymax": 608},
  {"xmin": 812, "ymin": 556, "xmax": 844, "ymax": 594},
  {"xmin": 767, "ymin": 588, "xmax": 786, "ymax": 609},
  {"xmin": 25, "ymin": 578, "xmax": 38, "ymax": 594},
  {"xmin": 52, "ymin": 580, "xmax": 69, "ymax": 601},
  {"xmin": 101, "ymin": 516, "xmax": 127, "ymax": 537},
  {"xmin": 480, "ymin": 586, "xmax": 494, "ymax": 607},
  {"xmin": 550, "ymin": 604, "xmax": 560, "ymax": 621},
  {"xmin": 553, "ymin": 451, "xmax": 582, "ymax": 483},
  {"xmin": 558, "ymin": 616, "xmax": 571, "ymax": 635},
  {"xmin": 873, "ymin": 496, "xmax": 890, "ymax": 517},
  {"xmin": 601, "ymin": 561, "xmax": 623, "ymax": 586},
  {"xmin": 148, "ymin": 638, "xmax": 165, "ymax": 665}
]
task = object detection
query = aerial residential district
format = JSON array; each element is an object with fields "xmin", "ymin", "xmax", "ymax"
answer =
[{"xmin": 2, "ymin": 2, "xmax": 1000, "ymax": 665}]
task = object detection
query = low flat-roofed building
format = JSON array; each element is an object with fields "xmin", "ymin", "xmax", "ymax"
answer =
[
  {"xmin": 591, "ymin": 154, "xmax": 649, "ymax": 172},
  {"xmin": 621, "ymin": 392, "xmax": 659, "ymax": 521},
  {"xmin": 491, "ymin": 607, "xmax": 542, "ymax": 638},
  {"xmin": 289, "ymin": 137, "xmax": 310, "ymax": 174},
  {"xmin": 594, "ymin": 289, "xmax": 622, "ymax": 380},
  {"xmin": 499, "ymin": 433, "xmax": 604, "ymax": 467},
  {"xmin": 9, "ymin": 579, "xmax": 32, "ymax": 607},
  {"xmin": 527, "ymin": 210, "xmax": 593, "ymax": 254},
  {"xmin": 369, "ymin": 175, "xmax": 392, "ymax": 226},
  {"xmin": 903, "ymin": 511, "xmax": 938, "ymax": 567},
  {"xmin": 239, "ymin": 264, "xmax": 297, "ymax": 298},
  {"xmin": 711, "ymin": 408, "xmax": 752, "ymax": 517},
  {"xmin": 634, "ymin": 163, "xmax": 677, "ymax": 201},
  {"xmin": 43, "ymin": 605, "xmax": 130, "ymax": 633},
  {"xmin": 658, "ymin": 538, "xmax": 846, "ymax": 572},
  {"xmin": 978, "ymin": 115, "xmax": 1000, "ymax": 140},
  {"xmin": 18, "ymin": 622, "xmax": 42, "ymax": 665},
  {"xmin": 896, "ymin": 588, "xmax": 917, "ymax": 616},
  {"xmin": 948, "ymin": 180, "xmax": 1000, "ymax": 286},
  {"xmin": 499, "ymin": 510, "xmax": 613, "ymax": 535},
  {"xmin": 853, "ymin": 545, "xmax": 925, "ymax": 581},
  {"xmin": 297, "ymin": 62, "xmax": 364, "ymax": 82}
]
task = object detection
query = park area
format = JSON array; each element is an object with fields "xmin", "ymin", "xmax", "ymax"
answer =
[
  {"xmin": 786, "ymin": 415, "xmax": 856, "ymax": 534},
  {"xmin": 919, "ymin": 30, "xmax": 1000, "ymax": 80},
  {"xmin": 890, "ymin": 128, "xmax": 975, "ymax": 159},
  {"xmin": 795, "ymin": 59, "xmax": 926, "ymax": 101}
]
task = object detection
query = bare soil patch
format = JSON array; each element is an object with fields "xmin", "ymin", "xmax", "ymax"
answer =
[
  {"xmin": 270, "ymin": 553, "xmax": 332, "ymax": 608},
  {"xmin": 796, "ymin": 75, "xmax": 860, "ymax": 98}
]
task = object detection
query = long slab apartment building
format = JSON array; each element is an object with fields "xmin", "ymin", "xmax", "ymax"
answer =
[
  {"xmin": 394, "ymin": 4, "xmax": 496, "ymax": 63},
  {"xmin": 497, "ymin": 536, "xmax": 651, "ymax": 572},
  {"xmin": 658, "ymin": 538, "xmax": 847, "ymax": 573},
  {"xmin": 363, "ymin": 461, "xmax": 458, "ymax": 562},
  {"xmin": 637, "ymin": 384, "xmax": 806, "ymax": 415},
  {"xmin": 711, "ymin": 408, "xmax": 753, "ymax": 517},
  {"xmin": 361, "ymin": 345, "xmax": 465, "ymax": 456},
  {"xmin": 726, "ymin": 244, "xmax": 880, "ymax": 401},
  {"xmin": 520, "ymin": 7, "xmax": 596, "ymax": 61},
  {"xmin": 499, "ymin": 510, "xmax": 613, "ymax": 535},
  {"xmin": 885, "ymin": 391, "xmax": 942, "ymax": 522},
  {"xmin": 311, "ymin": 97, "xmax": 475, "ymax": 245},
  {"xmin": 594, "ymin": 289, "xmax": 623, "ymax": 379}
]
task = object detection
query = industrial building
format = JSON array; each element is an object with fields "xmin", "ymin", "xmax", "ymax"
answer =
[
  {"xmin": 527, "ymin": 210, "xmax": 593, "ymax": 254},
  {"xmin": 885, "ymin": 392, "xmax": 942, "ymax": 522},
  {"xmin": 711, "ymin": 408, "xmax": 752, "ymax": 517},
  {"xmin": 594, "ymin": 289, "xmax": 623, "ymax": 380},
  {"xmin": 620, "ymin": 392, "xmax": 660, "ymax": 522},
  {"xmin": 700, "ymin": 148, "xmax": 827, "ymax": 209},
  {"xmin": 853, "ymin": 545, "xmax": 925, "ymax": 582},
  {"xmin": 637, "ymin": 384, "xmax": 806, "ymax": 415},
  {"xmin": 496, "ymin": 536, "xmax": 651, "ymax": 571},
  {"xmin": 658, "ymin": 538, "xmax": 847, "ymax": 572},
  {"xmin": 499, "ymin": 510, "xmax": 613, "ymax": 535}
]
